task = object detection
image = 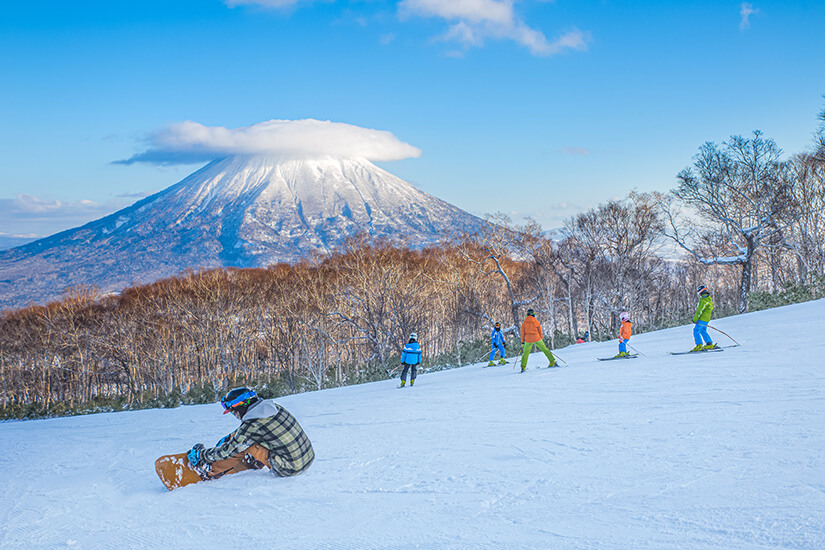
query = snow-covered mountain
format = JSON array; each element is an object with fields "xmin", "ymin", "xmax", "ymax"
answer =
[{"xmin": 0, "ymin": 155, "xmax": 486, "ymax": 311}]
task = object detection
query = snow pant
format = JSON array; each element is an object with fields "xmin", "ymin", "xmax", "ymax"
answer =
[
  {"xmin": 489, "ymin": 343, "xmax": 506, "ymax": 361},
  {"xmin": 204, "ymin": 443, "xmax": 269, "ymax": 480},
  {"xmin": 694, "ymin": 321, "xmax": 713, "ymax": 346},
  {"xmin": 400, "ymin": 363, "xmax": 418, "ymax": 382},
  {"xmin": 520, "ymin": 339, "xmax": 555, "ymax": 368},
  {"xmin": 619, "ymin": 338, "xmax": 629, "ymax": 354}
]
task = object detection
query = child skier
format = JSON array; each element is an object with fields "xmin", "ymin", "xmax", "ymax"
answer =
[
  {"xmin": 692, "ymin": 285, "xmax": 718, "ymax": 351},
  {"xmin": 616, "ymin": 311, "xmax": 632, "ymax": 357},
  {"xmin": 487, "ymin": 322, "xmax": 507, "ymax": 366},
  {"xmin": 519, "ymin": 309, "xmax": 556, "ymax": 372},
  {"xmin": 399, "ymin": 333, "xmax": 422, "ymax": 387}
]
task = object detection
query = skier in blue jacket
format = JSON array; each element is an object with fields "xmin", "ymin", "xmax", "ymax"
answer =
[
  {"xmin": 399, "ymin": 333, "xmax": 422, "ymax": 387},
  {"xmin": 487, "ymin": 322, "xmax": 507, "ymax": 366}
]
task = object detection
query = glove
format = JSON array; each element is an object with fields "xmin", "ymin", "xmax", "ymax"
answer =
[
  {"xmin": 215, "ymin": 433, "xmax": 232, "ymax": 447},
  {"xmin": 692, "ymin": 316, "xmax": 697, "ymax": 323},
  {"xmin": 187, "ymin": 443, "xmax": 205, "ymax": 468}
]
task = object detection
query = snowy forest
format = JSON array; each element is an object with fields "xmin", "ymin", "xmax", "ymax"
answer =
[{"xmin": 2, "ymin": 123, "xmax": 825, "ymax": 419}]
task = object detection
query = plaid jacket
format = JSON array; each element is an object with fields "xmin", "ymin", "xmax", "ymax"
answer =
[{"xmin": 203, "ymin": 399, "xmax": 315, "ymax": 476}]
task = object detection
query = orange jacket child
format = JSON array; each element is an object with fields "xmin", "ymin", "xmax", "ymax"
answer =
[{"xmin": 617, "ymin": 312, "xmax": 632, "ymax": 357}]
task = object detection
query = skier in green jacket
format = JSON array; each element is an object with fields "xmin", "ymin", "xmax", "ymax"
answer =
[{"xmin": 691, "ymin": 285, "xmax": 719, "ymax": 351}]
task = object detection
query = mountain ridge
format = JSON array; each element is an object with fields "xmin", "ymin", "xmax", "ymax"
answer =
[{"xmin": 0, "ymin": 155, "xmax": 486, "ymax": 311}]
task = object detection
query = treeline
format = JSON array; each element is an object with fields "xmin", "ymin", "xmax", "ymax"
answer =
[{"xmin": 2, "ymin": 123, "xmax": 824, "ymax": 419}]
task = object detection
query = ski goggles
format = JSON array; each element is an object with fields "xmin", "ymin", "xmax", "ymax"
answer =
[{"xmin": 221, "ymin": 390, "xmax": 256, "ymax": 414}]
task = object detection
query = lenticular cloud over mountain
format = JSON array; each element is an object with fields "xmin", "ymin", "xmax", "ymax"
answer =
[{"xmin": 117, "ymin": 119, "xmax": 423, "ymax": 165}]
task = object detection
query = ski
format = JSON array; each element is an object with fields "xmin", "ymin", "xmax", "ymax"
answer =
[
  {"xmin": 597, "ymin": 354, "xmax": 638, "ymax": 361},
  {"xmin": 669, "ymin": 348, "xmax": 724, "ymax": 355}
]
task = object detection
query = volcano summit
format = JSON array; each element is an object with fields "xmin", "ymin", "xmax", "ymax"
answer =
[{"xmin": 0, "ymin": 155, "xmax": 485, "ymax": 311}]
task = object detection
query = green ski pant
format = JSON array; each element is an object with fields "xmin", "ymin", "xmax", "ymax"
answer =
[{"xmin": 521, "ymin": 340, "xmax": 556, "ymax": 368}]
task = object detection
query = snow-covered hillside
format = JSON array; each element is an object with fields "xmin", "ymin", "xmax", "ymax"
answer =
[
  {"xmin": 2, "ymin": 301, "xmax": 824, "ymax": 549},
  {"xmin": 0, "ymin": 155, "xmax": 486, "ymax": 311}
]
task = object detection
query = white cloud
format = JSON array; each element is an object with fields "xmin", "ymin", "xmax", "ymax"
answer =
[
  {"xmin": 399, "ymin": 0, "xmax": 589, "ymax": 56},
  {"xmin": 225, "ymin": 0, "xmax": 313, "ymax": 8},
  {"xmin": 561, "ymin": 147, "xmax": 590, "ymax": 156},
  {"xmin": 0, "ymin": 194, "xmax": 131, "ymax": 236},
  {"xmin": 6, "ymin": 194, "xmax": 100, "ymax": 215},
  {"xmin": 117, "ymin": 119, "xmax": 423, "ymax": 165},
  {"xmin": 739, "ymin": 2, "xmax": 759, "ymax": 31}
]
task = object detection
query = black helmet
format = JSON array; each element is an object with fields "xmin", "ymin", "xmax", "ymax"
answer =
[
  {"xmin": 696, "ymin": 285, "xmax": 709, "ymax": 295},
  {"xmin": 221, "ymin": 387, "xmax": 258, "ymax": 415},
  {"xmin": 494, "ymin": 322, "xmax": 501, "ymax": 329},
  {"xmin": 526, "ymin": 309, "xmax": 535, "ymax": 316}
]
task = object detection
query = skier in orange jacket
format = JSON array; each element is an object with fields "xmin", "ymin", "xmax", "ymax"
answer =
[
  {"xmin": 616, "ymin": 311, "xmax": 632, "ymax": 357},
  {"xmin": 519, "ymin": 309, "xmax": 556, "ymax": 372}
]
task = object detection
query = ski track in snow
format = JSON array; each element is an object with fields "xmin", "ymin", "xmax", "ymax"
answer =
[{"xmin": 2, "ymin": 301, "xmax": 825, "ymax": 549}]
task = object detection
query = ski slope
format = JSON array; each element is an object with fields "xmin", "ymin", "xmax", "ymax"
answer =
[{"xmin": 2, "ymin": 300, "xmax": 825, "ymax": 549}]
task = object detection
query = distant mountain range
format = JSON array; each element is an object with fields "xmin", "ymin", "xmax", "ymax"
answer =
[{"xmin": 0, "ymin": 155, "xmax": 486, "ymax": 311}]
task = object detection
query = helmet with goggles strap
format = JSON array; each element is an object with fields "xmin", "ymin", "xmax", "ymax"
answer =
[{"xmin": 221, "ymin": 387, "xmax": 258, "ymax": 415}]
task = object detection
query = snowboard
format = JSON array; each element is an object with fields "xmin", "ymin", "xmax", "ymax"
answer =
[
  {"xmin": 597, "ymin": 354, "xmax": 638, "ymax": 361},
  {"xmin": 155, "ymin": 451, "xmax": 258, "ymax": 491},
  {"xmin": 155, "ymin": 452, "xmax": 206, "ymax": 491}
]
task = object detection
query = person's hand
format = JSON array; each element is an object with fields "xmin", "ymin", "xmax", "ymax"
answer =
[{"xmin": 187, "ymin": 443, "xmax": 205, "ymax": 468}]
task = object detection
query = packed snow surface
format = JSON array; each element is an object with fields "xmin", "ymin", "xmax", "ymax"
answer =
[{"xmin": 2, "ymin": 300, "xmax": 825, "ymax": 549}]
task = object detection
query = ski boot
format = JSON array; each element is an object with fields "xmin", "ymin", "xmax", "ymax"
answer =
[
  {"xmin": 410, "ymin": 379, "xmax": 415, "ymax": 386},
  {"xmin": 488, "ymin": 361, "xmax": 496, "ymax": 366},
  {"xmin": 691, "ymin": 344, "xmax": 704, "ymax": 352},
  {"xmin": 703, "ymin": 343, "xmax": 719, "ymax": 350},
  {"xmin": 520, "ymin": 365, "xmax": 526, "ymax": 373},
  {"xmin": 399, "ymin": 380, "xmax": 406, "ymax": 387},
  {"xmin": 498, "ymin": 358, "xmax": 507, "ymax": 365}
]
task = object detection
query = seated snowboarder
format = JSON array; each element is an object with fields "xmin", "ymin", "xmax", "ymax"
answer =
[
  {"xmin": 187, "ymin": 387, "xmax": 315, "ymax": 479},
  {"xmin": 487, "ymin": 322, "xmax": 507, "ymax": 366}
]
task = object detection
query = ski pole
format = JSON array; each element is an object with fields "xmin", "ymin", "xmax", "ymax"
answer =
[
  {"xmin": 552, "ymin": 351, "xmax": 567, "ymax": 365},
  {"xmin": 708, "ymin": 325, "xmax": 740, "ymax": 346},
  {"xmin": 627, "ymin": 344, "xmax": 645, "ymax": 356}
]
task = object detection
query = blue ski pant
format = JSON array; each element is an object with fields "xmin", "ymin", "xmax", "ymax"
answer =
[
  {"xmin": 489, "ymin": 343, "xmax": 505, "ymax": 361},
  {"xmin": 618, "ymin": 338, "xmax": 629, "ymax": 354},
  {"xmin": 694, "ymin": 321, "xmax": 713, "ymax": 346}
]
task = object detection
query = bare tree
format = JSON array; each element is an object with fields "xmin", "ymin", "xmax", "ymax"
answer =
[{"xmin": 662, "ymin": 131, "xmax": 790, "ymax": 313}]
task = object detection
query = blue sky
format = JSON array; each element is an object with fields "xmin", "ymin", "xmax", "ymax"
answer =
[{"xmin": 1, "ymin": 0, "xmax": 823, "ymax": 241}]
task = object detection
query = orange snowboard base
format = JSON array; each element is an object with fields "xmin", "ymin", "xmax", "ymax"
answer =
[
  {"xmin": 155, "ymin": 451, "xmax": 264, "ymax": 490},
  {"xmin": 155, "ymin": 452, "xmax": 207, "ymax": 491}
]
